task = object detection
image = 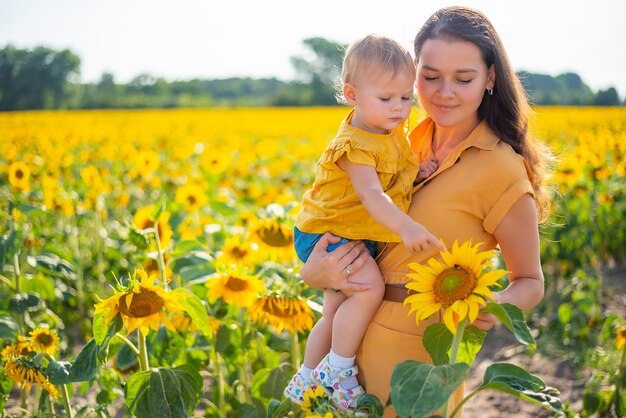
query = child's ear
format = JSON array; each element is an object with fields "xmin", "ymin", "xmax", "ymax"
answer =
[{"xmin": 343, "ymin": 83, "xmax": 357, "ymax": 106}]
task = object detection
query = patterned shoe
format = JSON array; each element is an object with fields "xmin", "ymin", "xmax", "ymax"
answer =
[
  {"xmin": 332, "ymin": 383, "xmax": 366, "ymax": 411},
  {"xmin": 310, "ymin": 354, "xmax": 364, "ymax": 411},
  {"xmin": 310, "ymin": 354, "xmax": 359, "ymax": 389},
  {"xmin": 283, "ymin": 370, "xmax": 314, "ymax": 403}
]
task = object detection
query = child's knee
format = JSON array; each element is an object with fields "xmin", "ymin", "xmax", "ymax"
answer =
[{"xmin": 369, "ymin": 277, "xmax": 385, "ymax": 301}]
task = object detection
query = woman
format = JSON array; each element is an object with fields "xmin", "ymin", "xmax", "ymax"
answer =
[{"xmin": 300, "ymin": 6, "xmax": 551, "ymax": 416}]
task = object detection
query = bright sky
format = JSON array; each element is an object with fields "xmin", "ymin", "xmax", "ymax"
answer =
[{"xmin": 1, "ymin": 0, "xmax": 625, "ymax": 97}]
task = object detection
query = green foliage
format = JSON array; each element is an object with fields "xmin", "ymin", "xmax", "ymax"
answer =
[
  {"xmin": 390, "ymin": 361, "xmax": 470, "ymax": 417},
  {"xmin": 124, "ymin": 364, "xmax": 203, "ymax": 418},
  {"xmin": 474, "ymin": 363, "xmax": 563, "ymax": 413},
  {"xmin": 481, "ymin": 303, "xmax": 536, "ymax": 347},
  {"xmin": 46, "ymin": 338, "xmax": 100, "ymax": 384}
]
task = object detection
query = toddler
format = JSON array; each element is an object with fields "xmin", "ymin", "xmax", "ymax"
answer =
[{"xmin": 285, "ymin": 34, "xmax": 443, "ymax": 410}]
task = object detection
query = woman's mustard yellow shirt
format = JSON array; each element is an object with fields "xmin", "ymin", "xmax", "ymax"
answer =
[{"xmin": 296, "ymin": 109, "xmax": 419, "ymax": 242}]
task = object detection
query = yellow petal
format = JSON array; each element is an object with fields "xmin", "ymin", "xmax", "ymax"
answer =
[{"xmin": 443, "ymin": 308, "xmax": 457, "ymax": 335}]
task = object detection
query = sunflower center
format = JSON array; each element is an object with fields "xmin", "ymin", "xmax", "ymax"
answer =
[
  {"xmin": 187, "ymin": 195, "xmax": 197, "ymax": 205},
  {"xmin": 257, "ymin": 225, "xmax": 293, "ymax": 247},
  {"xmin": 228, "ymin": 246, "xmax": 248, "ymax": 259},
  {"xmin": 15, "ymin": 169, "xmax": 24, "ymax": 179},
  {"xmin": 433, "ymin": 266, "xmax": 477, "ymax": 306},
  {"xmin": 225, "ymin": 276, "xmax": 247, "ymax": 291},
  {"xmin": 37, "ymin": 335, "xmax": 52, "ymax": 346},
  {"xmin": 118, "ymin": 289, "xmax": 165, "ymax": 318}
]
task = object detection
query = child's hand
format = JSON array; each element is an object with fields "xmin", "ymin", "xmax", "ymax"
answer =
[
  {"xmin": 400, "ymin": 221, "xmax": 446, "ymax": 253},
  {"xmin": 416, "ymin": 157, "xmax": 438, "ymax": 182}
]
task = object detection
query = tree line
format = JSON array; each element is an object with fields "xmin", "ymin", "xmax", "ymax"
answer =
[{"xmin": 0, "ymin": 40, "xmax": 623, "ymax": 111}]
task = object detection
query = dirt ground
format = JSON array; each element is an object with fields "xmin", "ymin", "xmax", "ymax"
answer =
[{"xmin": 462, "ymin": 265, "xmax": 625, "ymax": 418}]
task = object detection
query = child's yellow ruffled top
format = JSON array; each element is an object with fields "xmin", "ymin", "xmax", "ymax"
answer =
[{"xmin": 296, "ymin": 109, "xmax": 419, "ymax": 242}]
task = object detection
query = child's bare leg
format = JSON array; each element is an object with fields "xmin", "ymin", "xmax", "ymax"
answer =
[
  {"xmin": 332, "ymin": 255, "xmax": 384, "ymax": 358},
  {"xmin": 303, "ymin": 289, "xmax": 346, "ymax": 368}
]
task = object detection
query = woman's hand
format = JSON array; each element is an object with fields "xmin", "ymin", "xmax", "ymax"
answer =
[
  {"xmin": 299, "ymin": 232, "xmax": 372, "ymax": 292},
  {"xmin": 473, "ymin": 292, "xmax": 501, "ymax": 331}
]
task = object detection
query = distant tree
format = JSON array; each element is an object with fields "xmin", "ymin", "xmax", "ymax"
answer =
[
  {"xmin": 518, "ymin": 71, "xmax": 595, "ymax": 105},
  {"xmin": 290, "ymin": 37, "xmax": 347, "ymax": 105},
  {"xmin": 593, "ymin": 87, "xmax": 620, "ymax": 106},
  {"xmin": 0, "ymin": 45, "xmax": 80, "ymax": 110}
]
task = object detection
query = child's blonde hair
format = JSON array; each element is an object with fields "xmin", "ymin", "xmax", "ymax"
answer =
[{"xmin": 337, "ymin": 34, "xmax": 415, "ymax": 103}]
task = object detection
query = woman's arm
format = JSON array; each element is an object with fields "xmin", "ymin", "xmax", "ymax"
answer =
[
  {"xmin": 473, "ymin": 193, "xmax": 545, "ymax": 330},
  {"xmin": 337, "ymin": 155, "xmax": 443, "ymax": 252},
  {"xmin": 299, "ymin": 232, "xmax": 372, "ymax": 291}
]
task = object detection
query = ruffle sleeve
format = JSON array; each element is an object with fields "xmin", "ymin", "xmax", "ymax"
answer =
[{"xmin": 318, "ymin": 139, "xmax": 398, "ymax": 173}]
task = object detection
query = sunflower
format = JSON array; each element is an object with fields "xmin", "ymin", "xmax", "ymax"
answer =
[
  {"xmin": 175, "ymin": 182, "xmax": 208, "ymax": 213},
  {"xmin": 206, "ymin": 266, "xmax": 266, "ymax": 308},
  {"xmin": 617, "ymin": 325, "xmax": 626, "ymax": 350},
  {"xmin": 8, "ymin": 161, "xmax": 31, "ymax": 193},
  {"xmin": 301, "ymin": 385, "xmax": 330, "ymax": 412},
  {"xmin": 250, "ymin": 295, "xmax": 314, "ymax": 334},
  {"xmin": 1, "ymin": 337, "xmax": 34, "ymax": 361},
  {"xmin": 249, "ymin": 218, "xmax": 296, "ymax": 262},
  {"xmin": 404, "ymin": 240, "xmax": 508, "ymax": 334},
  {"xmin": 28, "ymin": 327, "xmax": 60, "ymax": 355},
  {"xmin": 132, "ymin": 205, "xmax": 173, "ymax": 250},
  {"xmin": 216, "ymin": 235, "xmax": 259, "ymax": 266},
  {"xmin": 94, "ymin": 269, "xmax": 185, "ymax": 336},
  {"xmin": 5, "ymin": 358, "xmax": 60, "ymax": 398},
  {"xmin": 135, "ymin": 150, "xmax": 160, "ymax": 177}
]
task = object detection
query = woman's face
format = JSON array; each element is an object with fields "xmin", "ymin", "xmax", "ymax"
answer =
[{"xmin": 416, "ymin": 38, "xmax": 495, "ymax": 130}]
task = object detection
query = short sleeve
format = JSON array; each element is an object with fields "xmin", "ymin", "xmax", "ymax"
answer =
[
  {"xmin": 319, "ymin": 139, "xmax": 377, "ymax": 170},
  {"xmin": 482, "ymin": 178, "xmax": 534, "ymax": 234}
]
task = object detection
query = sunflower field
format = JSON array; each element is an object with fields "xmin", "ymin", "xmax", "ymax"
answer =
[{"xmin": 0, "ymin": 107, "xmax": 625, "ymax": 417}]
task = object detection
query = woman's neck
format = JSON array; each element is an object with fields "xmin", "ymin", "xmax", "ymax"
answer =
[{"xmin": 431, "ymin": 116, "xmax": 480, "ymax": 161}]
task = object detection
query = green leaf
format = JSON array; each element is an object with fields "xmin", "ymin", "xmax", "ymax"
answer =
[
  {"xmin": 251, "ymin": 367, "xmax": 292, "ymax": 400},
  {"xmin": 355, "ymin": 393, "xmax": 384, "ymax": 416},
  {"xmin": 68, "ymin": 339, "xmax": 99, "ymax": 382},
  {"xmin": 125, "ymin": 365, "xmax": 203, "ymax": 417},
  {"xmin": 390, "ymin": 360, "xmax": 469, "ymax": 417},
  {"xmin": 267, "ymin": 398, "xmax": 292, "ymax": 418},
  {"xmin": 423, "ymin": 324, "xmax": 486, "ymax": 366},
  {"xmin": 481, "ymin": 303, "xmax": 535, "ymax": 347},
  {"xmin": 479, "ymin": 363, "xmax": 563, "ymax": 413},
  {"xmin": 46, "ymin": 361, "xmax": 72, "ymax": 385},
  {"xmin": 423, "ymin": 324, "xmax": 453, "ymax": 366},
  {"xmin": 22, "ymin": 274, "xmax": 56, "ymax": 301},
  {"xmin": 457, "ymin": 326, "xmax": 487, "ymax": 366},
  {"xmin": 0, "ymin": 315, "xmax": 19, "ymax": 339},
  {"xmin": 47, "ymin": 340, "xmax": 100, "ymax": 384},
  {"xmin": 172, "ymin": 288, "xmax": 212, "ymax": 336},
  {"xmin": 97, "ymin": 315, "xmax": 123, "ymax": 363}
]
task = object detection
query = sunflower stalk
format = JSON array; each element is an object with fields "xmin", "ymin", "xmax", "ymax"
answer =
[
  {"xmin": 441, "ymin": 318, "xmax": 467, "ymax": 418},
  {"xmin": 137, "ymin": 330, "xmax": 150, "ymax": 372},
  {"xmin": 10, "ymin": 213, "xmax": 26, "ymax": 337},
  {"xmin": 151, "ymin": 223, "xmax": 168, "ymax": 288},
  {"xmin": 238, "ymin": 308, "xmax": 252, "ymax": 403},
  {"xmin": 290, "ymin": 330, "xmax": 300, "ymax": 371},
  {"xmin": 70, "ymin": 218, "xmax": 86, "ymax": 320},
  {"xmin": 60, "ymin": 382, "xmax": 74, "ymax": 418},
  {"xmin": 94, "ymin": 195, "xmax": 106, "ymax": 287},
  {"xmin": 114, "ymin": 332, "xmax": 140, "ymax": 355}
]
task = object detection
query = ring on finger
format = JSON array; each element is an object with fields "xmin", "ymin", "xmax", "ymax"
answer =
[{"xmin": 344, "ymin": 266, "xmax": 351, "ymax": 275}]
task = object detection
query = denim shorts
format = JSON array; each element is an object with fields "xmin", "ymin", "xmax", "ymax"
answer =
[{"xmin": 293, "ymin": 226, "xmax": 378, "ymax": 263}]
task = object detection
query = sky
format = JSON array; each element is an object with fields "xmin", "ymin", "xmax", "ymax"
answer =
[{"xmin": 1, "ymin": 0, "xmax": 625, "ymax": 97}]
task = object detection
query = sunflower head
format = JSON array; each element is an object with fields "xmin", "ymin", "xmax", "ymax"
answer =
[
  {"xmin": 94, "ymin": 268, "xmax": 184, "ymax": 336},
  {"xmin": 8, "ymin": 161, "xmax": 31, "ymax": 193},
  {"xmin": 217, "ymin": 235, "xmax": 259, "ymax": 266},
  {"xmin": 1, "ymin": 337, "xmax": 35, "ymax": 361},
  {"xmin": 29, "ymin": 327, "xmax": 60, "ymax": 355},
  {"xmin": 132, "ymin": 205, "xmax": 173, "ymax": 250},
  {"xmin": 301, "ymin": 385, "xmax": 330, "ymax": 412},
  {"xmin": 5, "ymin": 358, "xmax": 60, "ymax": 398},
  {"xmin": 175, "ymin": 182, "xmax": 208, "ymax": 213},
  {"xmin": 249, "ymin": 218, "xmax": 295, "ymax": 262},
  {"xmin": 404, "ymin": 240, "xmax": 508, "ymax": 334},
  {"xmin": 249, "ymin": 294, "xmax": 314, "ymax": 334},
  {"xmin": 206, "ymin": 266, "xmax": 266, "ymax": 308}
]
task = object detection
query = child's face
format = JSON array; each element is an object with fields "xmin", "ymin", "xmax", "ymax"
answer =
[{"xmin": 345, "ymin": 68, "xmax": 415, "ymax": 135}]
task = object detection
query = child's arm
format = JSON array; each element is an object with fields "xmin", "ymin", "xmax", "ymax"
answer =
[{"xmin": 336, "ymin": 155, "xmax": 445, "ymax": 252}]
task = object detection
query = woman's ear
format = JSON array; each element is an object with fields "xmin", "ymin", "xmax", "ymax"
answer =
[
  {"xmin": 343, "ymin": 83, "xmax": 357, "ymax": 106},
  {"xmin": 486, "ymin": 64, "xmax": 496, "ymax": 90}
]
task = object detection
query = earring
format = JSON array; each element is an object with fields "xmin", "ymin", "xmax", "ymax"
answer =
[{"xmin": 488, "ymin": 88, "xmax": 493, "ymax": 96}]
